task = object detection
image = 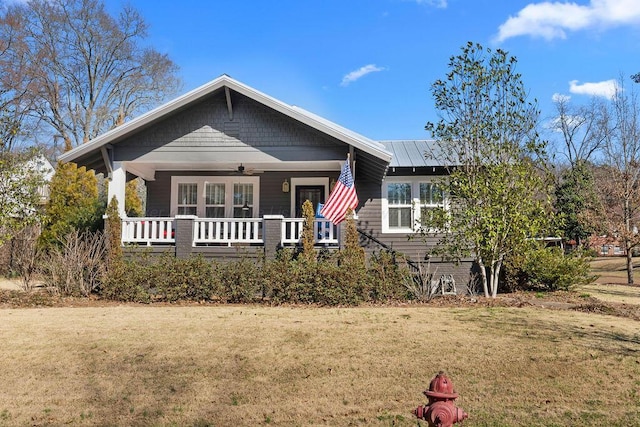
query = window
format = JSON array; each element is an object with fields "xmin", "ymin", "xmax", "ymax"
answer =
[
  {"xmin": 177, "ymin": 183, "xmax": 198, "ymax": 215},
  {"xmin": 233, "ymin": 183, "xmax": 253, "ymax": 218},
  {"xmin": 387, "ymin": 183, "xmax": 412, "ymax": 228},
  {"xmin": 205, "ymin": 183, "xmax": 225, "ymax": 218},
  {"xmin": 419, "ymin": 183, "xmax": 445, "ymax": 226},
  {"xmin": 382, "ymin": 178, "xmax": 447, "ymax": 233},
  {"xmin": 171, "ymin": 176, "xmax": 259, "ymax": 218}
]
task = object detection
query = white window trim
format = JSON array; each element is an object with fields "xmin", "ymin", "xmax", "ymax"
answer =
[
  {"xmin": 381, "ymin": 177, "xmax": 447, "ymax": 234},
  {"xmin": 170, "ymin": 176, "xmax": 260, "ymax": 218}
]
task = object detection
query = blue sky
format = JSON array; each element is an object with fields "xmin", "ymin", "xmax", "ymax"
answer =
[{"xmin": 113, "ymin": 0, "xmax": 640, "ymax": 143}]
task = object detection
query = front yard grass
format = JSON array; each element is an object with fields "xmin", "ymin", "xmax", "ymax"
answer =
[{"xmin": 0, "ymin": 304, "xmax": 639, "ymax": 426}]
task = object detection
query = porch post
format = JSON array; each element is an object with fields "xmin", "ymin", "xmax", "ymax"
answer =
[
  {"xmin": 175, "ymin": 215, "xmax": 196, "ymax": 259},
  {"xmin": 107, "ymin": 161, "xmax": 127, "ymax": 218},
  {"xmin": 263, "ymin": 215, "xmax": 284, "ymax": 260}
]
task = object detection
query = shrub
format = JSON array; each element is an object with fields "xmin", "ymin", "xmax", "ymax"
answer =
[
  {"xmin": 8, "ymin": 225, "xmax": 42, "ymax": 291},
  {"xmin": 40, "ymin": 162, "xmax": 104, "ymax": 247},
  {"xmin": 505, "ymin": 246, "xmax": 596, "ymax": 292},
  {"xmin": 41, "ymin": 230, "xmax": 106, "ymax": 296},
  {"xmin": 100, "ymin": 255, "xmax": 154, "ymax": 303},
  {"xmin": 218, "ymin": 257, "xmax": 264, "ymax": 303},
  {"xmin": 156, "ymin": 255, "xmax": 218, "ymax": 302},
  {"xmin": 266, "ymin": 249, "xmax": 315, "ymax": 304},
  {"xmin": 367, "ymin": 250, "xmax": 412, "ymax": 301}
]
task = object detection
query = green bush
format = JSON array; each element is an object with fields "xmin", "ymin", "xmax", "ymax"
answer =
[
  {"xmin": 505, "ymin": 247, "xmax": 596, "ymax": 292},
  {"xmin": 98, "ymin": 247, "xmax": 420, "ymax": 306},
  {"xmin": 267, "ymin": 251, "xmax": 315, "ymax": 304},
  {"xmin": 367, "ymin": 250, "xmax": 411, "ymax": 301},
  {"xmin": 218, "ymin": 257, "xmax": 264, "ymax": 303},
  {"xmin": 156, "ymin": 255, "xmax": 218, "ymax": 302},
  {"xmin": 100, "ymin": 255, "xmax": 155, "ymax": 303}
]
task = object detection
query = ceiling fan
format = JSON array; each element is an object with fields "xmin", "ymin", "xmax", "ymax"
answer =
[{"xmin": 236, "ymin": 163, "xmax": 255, "ymax": 175}]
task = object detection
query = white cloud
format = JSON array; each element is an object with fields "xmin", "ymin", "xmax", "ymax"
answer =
[
  {"xmin": 569, "ymin": 79, "xmax": 618, "ymax": 99},
  {"xmin": 495, "ymin": 0, "xmax": 640, "ymax": 42},
  {"xmin": 340, "ymin": 64, "xmax": 386, "ymax": 87},
  {"xmin": 412, "ymin": 0, "xmax": 448, "ymax": 8},
  {"xmin": 551, "ymin": 93, "xmax": 571, "ymax": 103}
]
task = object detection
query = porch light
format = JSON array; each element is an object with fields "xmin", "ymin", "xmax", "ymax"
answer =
[
  {"xmin": 242, "ymin": 201, "xmax": 250, "ymax": 211},
  {"xmin": 282, "ymin": 179, "xmax": 290, "ymax": 193}
]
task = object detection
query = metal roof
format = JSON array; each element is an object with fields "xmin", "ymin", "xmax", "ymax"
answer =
[{"xmin": 379, "ymin": 140, "xmax": 445, "ymax": 167}]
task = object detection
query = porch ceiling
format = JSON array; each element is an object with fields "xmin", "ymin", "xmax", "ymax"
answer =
[{"xmin": 125, "ymin": 160, "xmax": 344, "ymax": 181}]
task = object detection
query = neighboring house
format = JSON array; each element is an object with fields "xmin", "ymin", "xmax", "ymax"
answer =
[
  {"xmin": 30, "ymin": 155, "xmax": 55, "ymax": 204},
  {"xmin": 588, "ymin": 235, "xmax": 627, "ymax": 256},
  {"xmin": 59, "ymin": 75, "xmax": 472, "ymax": 285}
]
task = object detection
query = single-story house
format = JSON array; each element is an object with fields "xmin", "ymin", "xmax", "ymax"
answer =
[{"xmin": 59, "ymin": 75, "xmax": 472, "ymax": 286}]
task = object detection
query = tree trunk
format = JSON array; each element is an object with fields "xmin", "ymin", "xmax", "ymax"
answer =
[
  {"xmin": 491, "ymin": 261, "xmax": 502, "ymax": 298},
  {"xmin": 478, "ymin": 258, "xmax": 489, "ymax": 298},
  {"xmin": 627, "ymin": 241, "xmax": 634, "ymax": 285}
]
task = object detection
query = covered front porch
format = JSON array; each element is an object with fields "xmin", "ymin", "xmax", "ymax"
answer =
[{"xmin": 120, "ymin": 215, "xmax": 343, "ymax": 259}]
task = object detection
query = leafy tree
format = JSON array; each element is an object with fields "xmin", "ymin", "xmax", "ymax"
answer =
[
  {"xmin": 125, "ymin": 179, "xmax": 144, "ymax": 217},
  {"xmin": 424, "ymin": 42, "xmax": 554, "ymax": 298},
  {"xmin": 0, "ymin": 148, "xmax": 46, "ymax": 245},
  {"xmin": 0, "ymin": 0, "xmax": 181, "ymax": 150},
  {"xmin": 548, "ymin": 95, "xmax": 606, "ymax": 247},
  {"xmin": 554, "ymin": 160, "xmax": 597, "ymax": 246},
  {"xmin": 40, "ymin": 162, "xmax": 103, "ymax": 246}
]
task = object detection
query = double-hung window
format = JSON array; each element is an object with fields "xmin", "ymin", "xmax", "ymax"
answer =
[
  {"xmin": 382, "ymin": 178, "xmax": 446, "ymax": 233},
  {"xmin": 205, "ymin": 183, "xmax": 225, "ymax": 218},
  {"xmin": 177, "ymin": 183, "xmax": 198, "ymax": 215},
  {"xmin": 171, "ymin": 176, "xmax": 259, "ymax": 218}
]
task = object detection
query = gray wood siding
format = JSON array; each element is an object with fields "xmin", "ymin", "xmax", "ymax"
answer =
[
  {"xmin": 146, "ymin": 170, "xmax": 336, "ymax": 218},
  {"xmin": 355, "ymin": 178, "xmax": 474, "ymax": 287},
  {"xmin": 114, "ymin": 91, "xmax": 346, "ymax": 164}
]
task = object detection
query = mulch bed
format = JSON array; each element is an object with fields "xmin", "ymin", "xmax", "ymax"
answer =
[{"xmin": 1, "ymin": 288, "xmax": 639, "ymax": 321}]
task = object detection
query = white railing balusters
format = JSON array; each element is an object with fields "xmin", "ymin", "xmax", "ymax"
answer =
[
  {"xmin": 281, "ymin": 218, "xmax": 338, "ymax": 245},
  {"xmin": 121, "ymin": 218, "xmax": 175, "ymax": 245},
  {"xmin": 120, "ymin": 217, "xmax": 339, "ymax": 247},
  {"xmin": 193, "ymin": 218, "xmax": 263, "ymax": 245}
]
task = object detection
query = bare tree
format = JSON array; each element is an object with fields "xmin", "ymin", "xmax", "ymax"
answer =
[
  {"xmin": 550, "ymin": 94, "xmax": 608, "ymax": 167},
  {"xmin": 549, "ymin": 95, "xmax": 608, "ymax": 247},
  {"xmin": 596, "ymin": 77, "xmax": 640, "ymax": 284},
  {"xmin": 0, "ymin": 9, "xmax": 37, "ymax": 153},
  {"xmin": 0, "ymin": 0, "xmax": 181, "ymax": 151}
]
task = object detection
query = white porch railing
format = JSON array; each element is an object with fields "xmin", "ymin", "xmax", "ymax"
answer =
[
  {"xmin": 281, "ymin": 218, "xmax": 339, "ymax": 245},
  {"xmin": 121, "ymin": 217, "xmax": 175, "ymax": 246},
  {"xmin": 120, "ymin": 217, "xmax": 338, "ymax": 247},
  {"xmin": 193, "ymin": 218, "xmax": 263, "ymax": 246}
]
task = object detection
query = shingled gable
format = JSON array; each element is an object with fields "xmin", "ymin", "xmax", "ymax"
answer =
[{"xmin": 58, "ymin": 74, "xmax": 392, "ymax": 182}]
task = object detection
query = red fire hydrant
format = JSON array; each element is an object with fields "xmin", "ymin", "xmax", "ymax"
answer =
[{"xmin": 414, "ymin": 371, "xmax": 468, "ymax": 427}]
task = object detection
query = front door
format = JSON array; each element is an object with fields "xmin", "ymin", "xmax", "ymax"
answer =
[{"xmin": 295, "ymin": 185, "xmax": 325, "ymax": 217}]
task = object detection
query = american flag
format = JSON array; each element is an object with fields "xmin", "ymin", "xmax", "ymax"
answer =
[{"xmin": 320, "ymin": 158, "xmax": 358, "ymax": 224}]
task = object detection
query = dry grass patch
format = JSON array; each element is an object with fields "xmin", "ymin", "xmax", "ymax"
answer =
[
  {"xmin": 578, "ymin": 283, "xmax": 640, "ymax": 305},
  {"xmin": 0, "ymin": 305, "xmax": 639, "ymax": 426},
  {"xmin": 591, "ymin": 257, "xmax": 640, "ymax": 285}
]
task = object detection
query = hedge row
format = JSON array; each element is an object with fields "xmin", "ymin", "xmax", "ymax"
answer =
[{"xmin": 100, "ymin": 249, "xmax": 412, "ymax": 305}]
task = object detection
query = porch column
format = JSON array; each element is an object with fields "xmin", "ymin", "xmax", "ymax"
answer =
[
  {"xmin": 107, "ymin": 161, "xmax": 127, "ymax": 218},
  {"xmin": 175, "ymin": 215, "xmax": 196, "ymax": 259},
  {"xmin": 263, "ymin": 215, "xmax": 284, "ymax": 260}
]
